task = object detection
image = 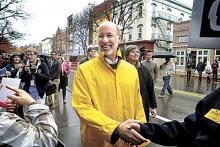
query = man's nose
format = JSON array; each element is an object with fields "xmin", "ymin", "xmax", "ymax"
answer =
[{"xmin": 102, "ymin": 36, "xmax": 109, "ymax": 42}]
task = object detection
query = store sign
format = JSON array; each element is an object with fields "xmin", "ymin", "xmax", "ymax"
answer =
[
  {"xmin": 187, "ymin": 48, "xmax": 191, "ymax": 54},
  {"xmin": 189, "ymin": 0, "xmax": 220, "ymax": 49}
]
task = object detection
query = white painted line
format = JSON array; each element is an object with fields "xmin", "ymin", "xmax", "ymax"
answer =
[
  {"xmin": 156, "ymin": 115, "xmax": 172, "ymax": 122},
  {"xmin": 150, "ymin": 113, "xmax": 172, "ymax": 122}
]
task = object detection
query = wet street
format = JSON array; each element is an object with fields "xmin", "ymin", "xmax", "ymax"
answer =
[{"xmin": 51, "ymin": 71, "xmax": 220, "ymax": 147}]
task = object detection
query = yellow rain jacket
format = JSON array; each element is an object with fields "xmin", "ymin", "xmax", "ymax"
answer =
[{"xmin": 72, "ymin": 50, "xmax": 146, "ymax": 147}]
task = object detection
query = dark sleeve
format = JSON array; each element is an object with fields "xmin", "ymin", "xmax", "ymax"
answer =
[
  {"xmin": 4, "ymin": 64, "xmax": 11, "ymax": 71},
  {"xmin": 4, "ymin": 64, "xmax": 18, "ymax": 78},
  {"xmin": 154, "ymin": 63, "xmax": 158, "ymax": 82},
  {"xmin": 144, "ymin": 67, "xmax": 157, "ymax": 108},
  {"xmin": 20, "ymin": 67, "xmax": 31, "ymax": 83},
  {"xmin": 51, "ymin": 60, "xmax": 61, "ymax": 80},
  {"xmin": 35, "ymin": 62, "xmax": 49, "ymax": 84},
  {"xmin": 110, "ymin": 127, "xmax": 120, "ymax": 144},
  {"xmin": 140, "ymin": 115, "xmax": 196, "ymax": 146}
]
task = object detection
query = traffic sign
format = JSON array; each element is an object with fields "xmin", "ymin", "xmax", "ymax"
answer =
[{"xmin": 189, "ymin": 0, "xmax": 220, "ymax": 49}]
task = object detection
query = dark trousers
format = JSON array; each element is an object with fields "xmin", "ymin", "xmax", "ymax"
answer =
[
  {"xmin": 59, "ymin": 75, "xmax": 68, "ymax": 100},
  {"xmin": 198, "ymin": 70, "xmax": 202, "ymax": 81},
  {"xmin": 213, "ymin": 71, "xmax": 218, "ymax": 81},
  {"xmin": 187, "ymin": 70, "xmax": 191, "ymax": 81}
]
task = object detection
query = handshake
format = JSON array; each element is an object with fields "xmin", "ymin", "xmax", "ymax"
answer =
[{"xmin": 115, "ymin": 119, "xmax": 146, "ymax": 146}]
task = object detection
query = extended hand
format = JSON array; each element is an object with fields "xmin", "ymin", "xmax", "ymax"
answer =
[
  {"xmin": 6, "ymin": 86, "xmax": 35, "ymax": 106},
  {"xmin": 116, "ymin": 119, "xmax": 147, "ymax": 145},
  {"xmin": 150, "ymin": 108, "xmax": 157, "ymax": 118},
  {"xmin": 5, "ymin": 99, "xmax": 16, "ymax": 112},
  {"xmin": 127, "ymin": 122, "xmax": 141, "ymax": 133}
]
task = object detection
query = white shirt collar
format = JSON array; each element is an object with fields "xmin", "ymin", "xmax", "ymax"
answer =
[{"xmin": 104, "ymin": 56, "xmax": 118, "ymax": 64}]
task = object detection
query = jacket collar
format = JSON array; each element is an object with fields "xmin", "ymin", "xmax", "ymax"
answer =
[{"xmin": 98, "ymin": 48, "xmax": 122, "ymax": 61}]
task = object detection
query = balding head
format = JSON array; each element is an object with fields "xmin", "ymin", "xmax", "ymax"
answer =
[
  {"xmin": 98, "ymin": 21, "xmax": 121, "ymax": 36},
  {"xmin": 97, "ymin": 21, "xmax": 121, "ymax": 58}
]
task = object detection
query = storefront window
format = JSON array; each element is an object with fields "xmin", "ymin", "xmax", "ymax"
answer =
[
  {"xmin": 176, "ymin": 51, "xmax": 185, "ymax": 66},
  {"xmin": 197, "ymin": 50, "xmax": 208, "ymax": 64}
]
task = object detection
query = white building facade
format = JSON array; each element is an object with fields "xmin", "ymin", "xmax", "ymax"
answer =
[{"xmin": 41, "ymin": 37, "xmax": 52, "ymax": 55}]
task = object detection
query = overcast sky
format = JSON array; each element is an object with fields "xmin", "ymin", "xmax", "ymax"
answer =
[{"xmin": 14, "ymin": 0, "xmax": 194, "ymax": 46}]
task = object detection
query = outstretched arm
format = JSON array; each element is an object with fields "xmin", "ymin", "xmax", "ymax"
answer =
[{"xmin": 0, "ymin": 86, "xmax": 58, "ymax": 147}]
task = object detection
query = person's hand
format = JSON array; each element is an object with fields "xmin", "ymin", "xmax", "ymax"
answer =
[
  {"xmin": 5, "ymin": 71, "xmax": 11, "ymax": 77},
  {"xmin": 6, "ymin": 86, "xmax": 35, "ymax": 106},
  {"xmin": 17, "ymin": 63, "xmax": 24, "ymax": 68},
  {"xmin": 116, "ymin": 119, "xmax": 147, "ymax": 145},
  {"xmin": 24, "ymin": 65, "xmax": 30, "ymax": 72},
  {"xmin": 0, "ymin": 100, "xmax": 6, "ymax": 108},
  {"xmin": 127, "ymin": 122, "xmax": 141, "ymax": 133},
  {"xmin": 150, "ymin": 108, "xmax": 157, "ymax": 118},
  {"xmin": 5, "ymin": 99, "xmax": 16, "ymax": 112}
]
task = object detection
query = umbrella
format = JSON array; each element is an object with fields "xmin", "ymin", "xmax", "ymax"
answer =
[{"xmin": 152, "ymin": 51, "xmax": 176, "ymax": 58}]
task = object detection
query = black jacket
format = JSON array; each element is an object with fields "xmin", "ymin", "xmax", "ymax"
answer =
[
  {"xmin": 137, "ymin": 64, "xmax": 157, "ymax": 121},
  {"xmin": 4, "ymin": 64, "xmax": 20, "ymax": 78},
  {"xmin": 140, "ymin": 87, "xmax": 220, "ymax": 147},
  {"xmin": 20, "ymin": 60, "xmax": 49, "ymax": 98},
  {"xmin": 48, "ymin": 58, "xmax": 61, "ymax": 80}
]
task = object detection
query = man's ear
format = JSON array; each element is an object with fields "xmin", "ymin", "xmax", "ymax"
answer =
[{"xmin": 118, "ymin": 36, "xmax": 121, "ymax": 42}]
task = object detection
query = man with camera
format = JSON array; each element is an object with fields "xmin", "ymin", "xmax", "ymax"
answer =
[{"xmin": 20, "ymin": 48, "xmax": 49, "ymax": 104}]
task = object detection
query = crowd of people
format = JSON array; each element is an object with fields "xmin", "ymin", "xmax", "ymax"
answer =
[
  {"xmin": 0, "ymin": 21, "xmax": 219, "ymax": 147},
  {"xmin": 0, "ymin": 48, "xmax": 72, "ymax": 146}
]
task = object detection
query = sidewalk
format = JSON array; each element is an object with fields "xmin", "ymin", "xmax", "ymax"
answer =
[
  {"xmin": 156, "ymin": 74, "xmax": 220, "ymax": 95},
  {"xmin": 50, "ymin": 89, "xmax": 80, "ymax": 147}
]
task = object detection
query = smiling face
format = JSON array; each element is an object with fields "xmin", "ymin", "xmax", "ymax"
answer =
[
  {"xmin": 127, "ymin": 48, "xmax": 140, "ymax": 63},
  {"xmin": 97, "ymin": 22, "xmax": 120, "ymax": 57},
  {"xmin": 12, "ymin": 55, "xmax": 21, "ymax": 64}
]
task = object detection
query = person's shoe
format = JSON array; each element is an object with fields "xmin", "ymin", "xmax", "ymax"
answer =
[
  {"xmin": 50, "ymin": 105, "xmax": 56, "ymax": 109},
  {"xmin": 158, "ymin": 95, "xmax": 164, "ymax": 98},
  {"xmin": 50, "ymin": 103, "xmax": 58, "ymax": 109},
  {"xmin": 167, "ymin": 93, "xmax": 173, "ymax": 96},
  {"xmin": 46, "ymin": 102, "xmax": 52, "ymax": 106},
  {"xmin": 63, "ymin": 100, "xmax": 66, "ymax": 104}
]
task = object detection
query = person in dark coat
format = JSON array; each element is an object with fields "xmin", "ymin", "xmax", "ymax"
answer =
[
  {"xmin": 4, "ymin": 54, "xmax": 24, "ymax": 78},
  {"xmin": 79, "ymin": 45, "xmax": 98, "ymax": 65},
  {"xmin": 20, "ymin": 48, "xmax": 49, "ymax": 101},
  {"xmin": 212, "ymin": 60, "xmax": 219, "ymax": 81},
  {"xmin": 186, "ymin": 59, "xmax": 192, "ymax": 81},
  {"xmin": 125, "ymin": 45, "xmax": 157, "ymax": 121},
  {"xmin": 127, "ymin": 86, "xmax": 220, "ymax": 147},
  {"xmin": 197, "ymin": 59, "xmax": 205, "ymax": 81}
]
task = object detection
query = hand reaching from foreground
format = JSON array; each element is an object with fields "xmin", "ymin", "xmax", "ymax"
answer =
[
  {"xmin": 5, "ymin": 99, "xmax": 16, "ymax": 112},
  {"xmin": 127, "ymin": 122, "xmax": 141, "ymax": 133},
  {"xmin": 116, "ymin": 119, "xmax": 147, "ymax": 145},
  {"xmin": 6, "ymin": 86, "xmax": 35, "ymax": 106}
]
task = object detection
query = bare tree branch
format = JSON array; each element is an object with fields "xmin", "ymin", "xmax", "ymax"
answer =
[{"xmin": 0, "ymin": 0, "xmax": 29, "ymax": 44}]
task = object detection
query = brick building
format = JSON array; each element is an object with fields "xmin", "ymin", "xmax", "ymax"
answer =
[
  {"xmin": 55, "ymin": 27, "xmax": 67, "ymax": 55},
  {"xmin": 173, "ymin": 21, "xmax": 216, "ymax": 75}
]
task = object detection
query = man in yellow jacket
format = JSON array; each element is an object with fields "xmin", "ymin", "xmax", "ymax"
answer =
[{"xmin": 72, "ymin": 21, "xmax": 146, "ymax": 147}]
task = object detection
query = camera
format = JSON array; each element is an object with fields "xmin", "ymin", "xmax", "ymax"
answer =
[
  {"xmin": 25, "ymin": 63, "xmax": 36, "ymax": 74},
  {"xmin": 29, "ymin": 64, "xmax": 37, "ymax": 73}
]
